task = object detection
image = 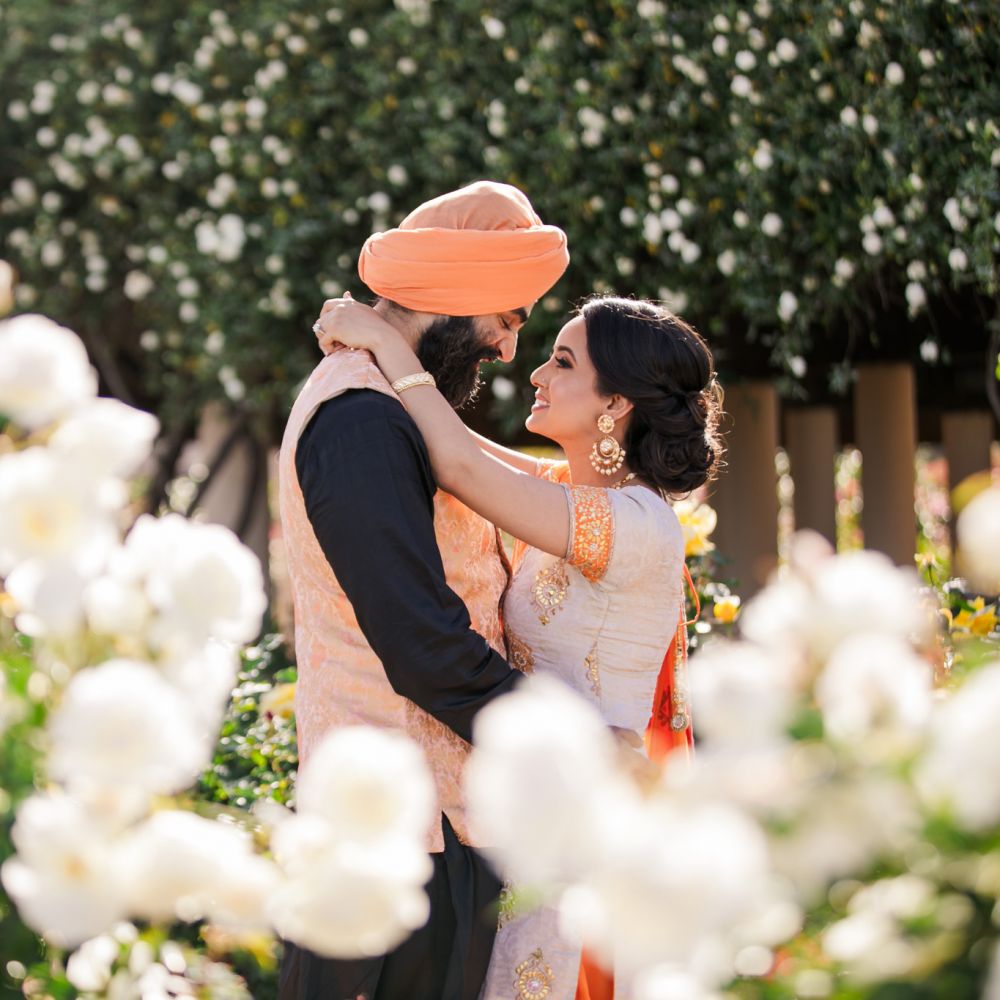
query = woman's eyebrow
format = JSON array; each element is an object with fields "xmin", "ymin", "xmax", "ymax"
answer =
[{"xmin": 555, "ymin": 346, "xmax": 576, "ymax": 360}]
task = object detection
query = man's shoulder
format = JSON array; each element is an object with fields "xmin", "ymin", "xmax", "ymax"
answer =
[{"xmin": 307, "ymin": 388, "xmax": 413, "ymax": 435}]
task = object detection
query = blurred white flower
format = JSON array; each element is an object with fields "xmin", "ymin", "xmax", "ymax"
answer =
[
  {"xmin": 815, "ymin": 633, "xmax": 933, "ymax": 749},
  {"xmin": 561, "ymin": 797, "xmax": 776, "ymax": 982},
  {"xmin": 0, "ymin": 314, "xmax": 97, "ymax": 429},
  {"xmin": 482, "ymin": 15, "xmax": 505, "ymax": 39},
  {"xmin": 66, "ymin": 934, "xmax": 119, "ymax": 992},
  {"xmin": 833, "ymin": 257, "xmax": 855, "ymax": 285},
  {"xmin": 775, "ymin": 38, "xmax": 797, "ymax": 62},
  {"xmin": 948, "ymin": 247, "xmax": 968, "ymax": 272},
  {"xmin": 872, "ymin": 204, "xmax": 894, "ymax": 229},
  {"xmin": 862, "ymin": 114, "xmax": 879, "ymax": 136},
  {"xmin": 778, "ymin": 291, "xmax": 798, "ymax": 322},
  {"xmin": 862, "ymin": 232, "xmax": 883, "ymax": 255},
  {"xmin": 1, "ymin": 792, "xmax": 129, "ymax": 947},
  {"xmin": 918, "ymin": 661, "xmax": 1000, "ymax": 831},
  {"xmin": 905, "ymin": 281, "xmax": 927, "ymax": 314},
  {"xmin": 50, "ymin": 397, "xmax": 159, "ymax": 482},
  {"xmin": 4, "ymin": 558, "xmax": 88, "ymax": 637},
  {"xmin": 761, "ymin": 213, "xmax": 783, "ymax": 237},
  {"xmin": 113, "ymin": 513, "xmax": 266, "ymax": 655},
  {"xmin": 731, "ymin": 75, "xmax": 753, "ymax": 98},
  {"xmin": 884, "ymin": 62, "xmax": 905, "ymax": 85},
  {"xmin": 49, "ymin": 659, "xmax": 210, "ymax": 795},
  {"xmin": 943, "ymin": 197, "xmax": 967, "ymax": 232},
  {"xmin": 735, "ymin": 50, "xmax": 756, "ymax": 71},
  {"xmin": 467, "ymin": 674, "xmax": 627, "ymax": 886},
  {"xmin": 270, "ymin": 816, "xmax": 432, "ymax": 958},
  {"xmin": 296, "ymin": 727, "xmax": 436, "ymax": 846},
  {"xmin": 120, "ymin": 810, "xmax": 279, "ymax": 927},
  {"xmin": 955, "ymin": 487, "xmax": 1000, "ymax": 594},
  {"xmin": 0, "ymin": 447, "xmax": 114, "ymax": 576},
  {"xmin": 717, "ymin": 249, "xmax": 736, "ymax": 276},
  {"xmin": 752, "ymin": 144, "xmax": 773, "ymax": 170},
  {"xmin": 840, "ymin": 106, "xmax": 858, "ymax": 127},
  {"xmin": 689, "ymin": 641, "xmax": 796, "ymax": 748}
]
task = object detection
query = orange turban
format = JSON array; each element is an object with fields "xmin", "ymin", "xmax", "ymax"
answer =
[{"xmin": 357, "ymin": 181, "xmax": 569, "ymax": 316}]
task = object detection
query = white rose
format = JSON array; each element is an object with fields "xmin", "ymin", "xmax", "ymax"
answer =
[
  {"xmin": 116, "ymin": 514, "xmax": 266, "ymax": 654},
  {"xmin": 689, "ymin": 640, "xmax": 796, "ymax": 748},
  {"xmin": 717, "ymin": 249, "xmax": 736, "ymax": 276},
  {"xmin": 48, "ymin": 659, "xmax": 210, "ymax": 795},
  {"xmin": 297, "ymin": 727, "xmax": 435, "ymax": 846},
  {"xmin": 777, "ymin": 291, "xmax": 798, "ymax": 322},
  {"xmin": 947, "ymin": 247, "xmax": 968, "ymax": 272},
  {"xmin": 0, "ymin": 447, "xmax": 115, "ymax": 575},
  {"xmin": 761, "ymin": 212, "xmax": 783, "ymax": 237},
  {"xmin": 905, "ymin": 281, "xmax": 927, "ymax": 312},
  {"xmin": 466, "ymin": 674, "xmax": 626, "ymax": 886},
  {"xmin": 120, "ymin": 810, "xmax": 280, "ymax": 927},
  {"xmin": 270, "ymin": 817, "xmax": 432, "ymax": 958},
  {"xmin": 50, "ymin": 397, "xmax": 159, "ymax": 482},
  {"xmin": 0, "ymin": 314, "xmax": 97, "ymax": 429},
  {"xmin": 884, "ymin": 62, "xmax": 904, "ymax": 85},
  {"xmin": 815, "ymin": 633, "xmax": 933, "ymax": 748},
  {"xmin": 955, "ymin": 487, "xmax": 1000, "ymax": 594},
  {"xmin": 917, "ymin": 663, "xmax": 1000, "ymax": 831},
  {"xmin": 66, "ymin": 935, "xmax": 119, "ymax": 993},
  {"xmin": 0, "ymin": 793, "xmax": 129, "ymax": 947},
  {"xmin": 4, "ymin": 559, "xmax": 88, "ymax": 637},
  {"xmin": 123, "ymin": 270, "xmax": 154, "ymax": 301}
]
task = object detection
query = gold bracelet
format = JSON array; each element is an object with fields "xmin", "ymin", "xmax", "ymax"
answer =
[{"xmin": 391, "ymin": 371, "xmax": 436, "ymax": 394}]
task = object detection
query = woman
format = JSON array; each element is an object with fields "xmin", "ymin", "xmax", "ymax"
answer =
[{"xmin": 314, "ymin": 294, "xmax": 723, "ymax": 1000}]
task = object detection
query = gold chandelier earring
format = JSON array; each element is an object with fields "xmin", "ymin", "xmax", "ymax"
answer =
[{"xmin": 590, "ymin": 414, "xmax": 625, "ymax": 476}]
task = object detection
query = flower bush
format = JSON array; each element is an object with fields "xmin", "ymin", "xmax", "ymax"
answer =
[
  {"xmin": 1, "ymin": 0, "xmax": 997, "ymax": 445},
  {"xmin": 468, "ymin": 507, "xmax": 1000, "ymax": 999},
  {"xmin": 0, "ymin": 307, "xmax": 437, "ymax": 995}
]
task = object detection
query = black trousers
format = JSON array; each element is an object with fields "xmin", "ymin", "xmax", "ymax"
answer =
[{"xmin": 278, "ymin": 817, "xmax": 501, "ymax": 1000}]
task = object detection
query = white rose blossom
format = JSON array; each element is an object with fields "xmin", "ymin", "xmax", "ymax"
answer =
[
  {"xmin": 917, "ymin": 661, "xmax": 1000, "ymax": 832},
  {"xmin": 955, "ymin": 487, "xmax": 1000, "ymax": 594},
  {"xmin": 0, "ymin": 314, "xmax": 98, "ymax": 429},
  {"xmin": 0, "ymin": 792, "xmax": 129, "ymax": 947},
  {"xmin": 48, "ymin": 659, "xmax": 212, "ymax": 796}
]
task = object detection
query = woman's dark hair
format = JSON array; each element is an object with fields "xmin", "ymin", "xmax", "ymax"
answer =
[{"xmin": 581, "ymin": 296, "xmax": 724, "ymax": 494}]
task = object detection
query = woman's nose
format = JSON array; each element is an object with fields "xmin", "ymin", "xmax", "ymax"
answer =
[{"xmin": 530, "ymin": 363, "xmax": 547, "ymax": 388}]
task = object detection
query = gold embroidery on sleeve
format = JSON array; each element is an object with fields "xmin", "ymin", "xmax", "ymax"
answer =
[
  {"xmin": 514, "ymin": 949, "xmax": 554, "ymax": 1000},
  {"xmin": 567, "ymin": 486, "xmax": 614, "ymax": 583}
]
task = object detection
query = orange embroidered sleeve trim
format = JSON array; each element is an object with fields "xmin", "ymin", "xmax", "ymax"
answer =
[{"xmin": 566, "ymin": 485, "xmax": 614, "ymax": 583}]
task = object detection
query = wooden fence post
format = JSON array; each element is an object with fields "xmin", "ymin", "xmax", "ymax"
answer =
[{"xmin": 785, "ymin": 406, "xmax": 838, "ymax": 547}]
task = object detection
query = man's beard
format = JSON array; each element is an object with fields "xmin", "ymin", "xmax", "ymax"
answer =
[{"xmin": 416, "ymin": 315, "xmax": 499, "ymax": 409}]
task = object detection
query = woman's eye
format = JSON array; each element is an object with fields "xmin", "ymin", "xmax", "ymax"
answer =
[{"xmin": 555, "ymin": 357, "xmax": 571, "ymax": 369}]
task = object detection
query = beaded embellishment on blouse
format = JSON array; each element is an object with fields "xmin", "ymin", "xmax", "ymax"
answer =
[
  {"xmin": 506, "ymin": 630, "xmax": 536, "ymax": 673},
  {"xmin": 584, "ymin": 643, "xmax": 601, "ymax": 698},
  {"xmin": 530, "ymin": 560, "xmax": 570, "ymax": 626},
  {"xmin": 514, "ymin": 949, "xmax": 554, "ymax": 1000}
]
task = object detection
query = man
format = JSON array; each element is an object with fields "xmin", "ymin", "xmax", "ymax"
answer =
[{"xmin": 277, "ymin": 181, "xmax": 569, "ymax": 1000}]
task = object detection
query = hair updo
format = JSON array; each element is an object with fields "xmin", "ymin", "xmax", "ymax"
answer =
[{"xmin": 580, "ymin": 296, "xmax": 724, "ymax": 494}]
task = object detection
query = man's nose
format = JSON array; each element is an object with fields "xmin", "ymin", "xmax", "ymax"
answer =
[{"xmin": 494, "ymin": 330, "xmax": 517, "ymax": 364}]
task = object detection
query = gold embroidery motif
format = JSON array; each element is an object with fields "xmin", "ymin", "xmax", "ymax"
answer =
[
  {"xmin": 514, "ymin": 949, "xmax": 554, "ymax": 1000},
  {"xmin": 584, "ymin": 644, "xmax": 601, "ymax": 698},
  {"xmin": 531, "ymin": 560, "xmax": 569, "ymax": 625},
  {"xmin": 567, "ymin": 486, "xmax": 614, "ymax": 583},
  {"xmin": 506, "ymin": 630, "xmax": 535, "ymax": 674},
  {"xmin": 671, "ymin": 621, "xmax": 691, "ymax": 730}
]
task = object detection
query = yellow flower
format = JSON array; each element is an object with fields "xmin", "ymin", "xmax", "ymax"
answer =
[
  {"xmin": 673, "ymin": 499, "xmax": 717, "ymax": 558},
  {"xmin": 712, "ymin": 595, "xmax": 741, "ymax": 624},
  {"xmin": 260, "ymin": 682, "xmax": 296, "ymax": 720},
  {"xmin": 971, "ymin": 610, "xmax": 998, "ymax": 637},
  {"xmin": 950, "ymin": 598, "xmax": 998, "ymax": 638}
]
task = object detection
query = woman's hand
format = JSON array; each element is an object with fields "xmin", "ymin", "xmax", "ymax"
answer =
[{"xmin": 312, "ymin": 293, "xmax": 400, "ymax": 355}]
